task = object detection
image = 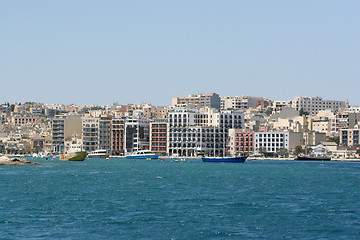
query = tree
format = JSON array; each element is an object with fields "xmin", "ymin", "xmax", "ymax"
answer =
[
  {"xmin": 277, "ymin": 148, "xmax": 289, "ymax": 157},
  {"xmin": 265, "ymin": 108, "xmax": 273, "ymax": 116},
  {"xmin": 293, "ymin": 145, "xmax": 304, "ymax": 156},
  {"xmin": 327, "ymin": 136, "xmax": 340, "ymax": 145},
  {"xmin": 299, "ymin": 108, "xmax": 309, "ymax": 116}
]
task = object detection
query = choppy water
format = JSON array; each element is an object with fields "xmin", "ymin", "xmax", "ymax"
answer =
[{"xmin": 1, "ymin": 158, "xmax": 359, "ymax": 239}]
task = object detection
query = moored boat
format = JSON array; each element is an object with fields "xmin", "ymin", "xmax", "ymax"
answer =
[
  {"xmin": 60, "ymin": 151, "xmax": 87, "ymax": 161},
  {"xmin": 295, "ymin": 155, "xmax": 331, "ymax": 161},
  {"xmin": 202, "ymin": 156, "xmax": 247, "ymax": 163},
  {"xmin": 126, "ymin": 150, "xmax": 159, "ymax": 160},
  {"xmin": 88, "ymin": 149, "xmax": 110, "ymax": 158}
]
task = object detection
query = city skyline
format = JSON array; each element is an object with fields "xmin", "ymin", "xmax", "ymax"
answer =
[{"xmin": 1, "ymin": 1, "xmax": 359, "ymax": 105}]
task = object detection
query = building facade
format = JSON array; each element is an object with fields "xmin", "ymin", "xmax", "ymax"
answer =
[
  {"xmin": 291, "ymin": 96, "xmax": 345, "ymax": 116},
  {"xmin": 172, "ymin": 93, "xmax": 221, "ymax": 110},
  {"xmin": 149, "ymin": 119, "xmax": 168, "ymax": 155},
  {"xmin": 228, "ymin": 129, "xmax": 254, "ymax": 156},
  {"xmin": 111, "ymin": 118, "xmax": 125, "ymax": 156},
  {"xmin": 254, "ymin": 131, "xmax": 289, "ymax": 155},
  {"xmin": 340, "ymin": 129, "xmax": 360, "ymax": 147},
  {"xmin": 125, "ymin": 118, "xmax": 150, "ymax": 154},
  {"xmin": 82, "ymin": 117, "xmax": 99, "ymax": 152}
]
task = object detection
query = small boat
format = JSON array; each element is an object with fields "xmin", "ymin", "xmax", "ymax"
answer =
[
  {"xmin": 126, "ymin": 150, "xmax": 159, "ymax": 160},
  {"xmin": 60, "ymin": 151, "xmax": 87, "ymax": 161},
  {"xmin": 294, "ymin": 155, "xmax": 331, "ymax": 161},
  {"xmin": 202, "ymin": 156, "xmax": 247, "ymax": 163},
  {"xmin": 87, "ymin": 149, "xmax": 110, "ymax": 158}
]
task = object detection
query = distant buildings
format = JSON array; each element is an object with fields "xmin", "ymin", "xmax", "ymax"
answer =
[
  {"xmin": 172, "ymin": 93, "xmax": 221, "ymax": 110},
  {"xmin": 1, "ymin": 93, "xmax": 358, "ymax": 158},
  {"xmin": 291, "ymin": 96, "xmax": 345, "ymax": 115},
  {"xmin": 221, "ymin": 96, "xmax": 271, "ymax": 111}
]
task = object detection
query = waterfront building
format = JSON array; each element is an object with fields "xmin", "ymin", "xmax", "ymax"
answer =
[
  {"xmin": 172, "ymin": 93, "xmax": 221, "ymax": 110},
  {"xmin": 149, "ymin": 119, "xmax": 168, "ymax": 155},
  {"xmin": 168, "ymin": 125, "xmax": 226, "ymax": 157},
  {"xmin": 82, "ymin": 117, "xmax": 99, "ymax": 152},
  {"xmin": 291, "ymin": 96, "xmax": 345, "ymax": 116},
  {"xmin": 228, "ymin": 129, "xmax": 254, "ymax": 156},
  {"xmin": 340, "ymin": 128, "xmax": 360, "ymax": 147},
  {"xmin": 111, "ymin": 118, "xmax": 125, "ymax": 156},
  {"xmin": 52, "ymin": 114, "xmax": 82, "ymax": 152},
  {"xmin": 98, "ymin": 116, "xmax": 112, "ymax": 152},
  {"xmin": 254, "ymin": 131, "xmax": 289, "ymax": 155},
  {"xmin": 167, "ymin": 108, "xmax": 244, "ymax": 156},
  {"xmin": 124, "ymin": 118, "xmax": 150, "ymax": 154}
]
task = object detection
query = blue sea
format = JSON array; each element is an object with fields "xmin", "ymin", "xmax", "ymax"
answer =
[{"xmin": 1, "ymin": 158, "xmax": 359, "ymax": 239}]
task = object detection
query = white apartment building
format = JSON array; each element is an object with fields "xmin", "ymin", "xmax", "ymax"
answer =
[
  {"xmin": 168, "ymin": 126, "xmax": 227, "ymax": 157},
  {"xmin": 291, "ymin": 96, "xmax": 345, "ymax": 116},
  {"xmin": 254, "ymin": 132, "xmax": 289, "ymax": 154}
]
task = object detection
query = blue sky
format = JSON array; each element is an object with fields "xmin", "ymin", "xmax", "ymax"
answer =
[{"xmin": 1, "ymin": 1, "xmax": 359, "ymax": 106}]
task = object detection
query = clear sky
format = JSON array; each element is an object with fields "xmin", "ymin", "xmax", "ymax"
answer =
[{"xmin": 1, "ymin": 1, "xmax": 359, "ymax": 106}]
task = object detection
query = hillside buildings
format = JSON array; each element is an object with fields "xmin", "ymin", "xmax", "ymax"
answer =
[
  {"xmin": 172, "ymin": 93, "xmax": 221, "ymax": 110},
  {"xmin": 1, "ymin": 93, "xmax": 358, "ymax": 158},
  {"xmin": 291, "ymin": 96, "xmax": 345, "ymax": 115}
]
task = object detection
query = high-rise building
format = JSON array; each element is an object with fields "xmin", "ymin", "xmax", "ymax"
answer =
[
  {"xmin": 125, "ymin": 118, "xmax": 150, "ymax": 154},
  {"xmin": 52, "ymin": 114, "xmax": 82, "ymax": 152},
  {"xmin": 98, "ymin": 116, "xmax": 112, "ymax": 152},
  {"xmin": 82, "ymin": 117, "xmax": 99, "ymax": 152},
  {"xmin": 149, "ymin": 119, "xmax": 168, "ymax": 155},
  {"xmin": 111, "ymin": 118, "xmax": 125, "ymax": 156}
]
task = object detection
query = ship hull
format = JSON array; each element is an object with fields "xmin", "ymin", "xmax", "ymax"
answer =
[
  {"xmin": 126, "ymin": 155, "xmax": 159, "ymax": 160},
  {"xmin": 202, "ymin": 157, "xmax": 247, "ymax": 163},
  {"xmin": 295, "ymin": 156, "xmax": 331, "ymax": 161},
  {"xmin": 87, "ymin": 154, "xmax": 110, "ymax": 158},
  {"xmin": 60, "ymin": 151, "xmax": 87, "ymax": 161}
]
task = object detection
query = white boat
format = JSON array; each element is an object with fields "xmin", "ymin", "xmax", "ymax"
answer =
[
  {"xmin": 87, "ymin": 149, "xmax": 110, "ymax": 158},
  {"xmin": 126, "ymin": 150, "xmax": 159, "ymax": 160}
]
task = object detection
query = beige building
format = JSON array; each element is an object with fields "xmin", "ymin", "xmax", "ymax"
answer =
[
  {"xmin": 11, "ymin": 116, "xmax": 40, "ymax": 126},
  {"xmin": 172, "ymin": 93, "xmax": 220, "ymax": 110},
  {"xmin": 291, "ymin": 96, "xmax": 345, "ymax": 116},
  {"xmin": 340, "ymin": 128, "xmax": 359, "ymax": 147}
]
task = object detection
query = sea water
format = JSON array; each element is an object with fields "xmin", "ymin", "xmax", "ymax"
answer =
[{"xmin": 0, "ymin": 158, "xmax": 359, "ymax": 239}]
